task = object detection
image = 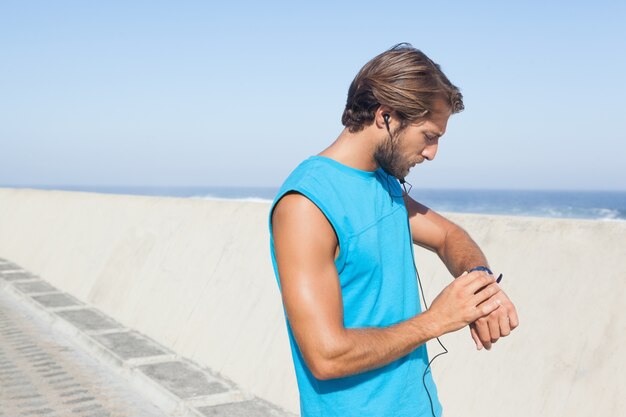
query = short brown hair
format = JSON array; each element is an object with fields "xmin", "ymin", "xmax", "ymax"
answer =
[{"xmin": 341, "ymin": 43, "xmax": 464, "ymax": 133}]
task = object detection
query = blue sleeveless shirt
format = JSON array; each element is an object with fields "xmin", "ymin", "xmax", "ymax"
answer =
[{"xmin": 268, "ymin": 156, "xmax": 442, "ymax": 417}]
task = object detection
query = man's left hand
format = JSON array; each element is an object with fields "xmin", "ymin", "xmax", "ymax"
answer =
[{"xmin": 469, "ymin": 286, "xmax": 519, "ymax": 350}]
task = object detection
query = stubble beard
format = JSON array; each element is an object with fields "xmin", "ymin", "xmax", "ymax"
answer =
[{"xmin": 374, "ymin": 130, "xmax": 409, "ymax": 180}]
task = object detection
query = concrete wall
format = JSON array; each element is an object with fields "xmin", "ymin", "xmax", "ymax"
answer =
[{"xmin": 0, "ymin": 187, "xmax": 624, "ymax": 417}]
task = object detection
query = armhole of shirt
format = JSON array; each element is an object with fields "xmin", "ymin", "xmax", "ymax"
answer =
[{"xmin": 269, "ymin": 188, "xmax": 348, "ymax": 274}]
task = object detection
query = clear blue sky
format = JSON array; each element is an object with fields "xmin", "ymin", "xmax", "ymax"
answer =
[{"xmin": 1, "ymin": 1, "xmax": 624, "ymax": 190}]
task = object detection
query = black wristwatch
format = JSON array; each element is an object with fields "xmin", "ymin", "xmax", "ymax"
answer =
[{"xmin": 469, "ymin": 266, "xmax": 503, "ymax": 283}]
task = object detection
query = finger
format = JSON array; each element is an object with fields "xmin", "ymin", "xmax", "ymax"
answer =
[
  {"xmin": 476, "ymin": 296, "xmax": 501, "ymax": 319},
  {"xmin": 470, "ymin": 324, "xmax": 483, "ymax": 350},
  {"xmin": 474, "ymin": 319, "xmax": 492, "ymax": 350},
  {"xmin": 488, "ymin": 313, "xmax": 501, "ymax": 343},
  {"xmin": 471, "ymin": 282, "xmax": 502, "ymax": 306},
  {"xmin": 499, "ymin": 312, "xmax": 512, "ymax": 337},
  {"xmin": 457, "ymin": 269, "xmax": 490, "ymax": 282},
  {"xmin": 466, "ymin": 272, "xmax": 496, "ymax": 294},
  {"xmin": 455, "ymin": 270, "xmax": 473, "ymax": 283},
  {"xmin": 508, "ymin": 304, "xmax": 520, "ymax": 330}
]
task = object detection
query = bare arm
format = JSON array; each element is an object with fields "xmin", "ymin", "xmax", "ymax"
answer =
[
  {"xmin": 403, "ymin": 194, "xmax": 519, "ymax": 350},
  {"xmin": 403, "ymin": 194, "xmax": 488, "ymax": 276},
  {"xmin": 271, "ymin": 192, "xmax": 501, "ymax": 380}
]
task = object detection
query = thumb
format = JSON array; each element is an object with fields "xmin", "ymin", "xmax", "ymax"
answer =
[{"xmin": 470, "ymin": 325, "xmax": 483, "ymax": 351}]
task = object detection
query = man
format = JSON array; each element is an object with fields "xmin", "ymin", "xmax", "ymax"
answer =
[{"xmin": 268, "ymin": 44, "xmax": 518, "ymax": 417}]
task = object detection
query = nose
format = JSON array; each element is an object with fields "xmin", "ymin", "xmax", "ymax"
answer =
[{"xmin": 422, "ymin": 143, "xmax": 438, "ymax": 161}]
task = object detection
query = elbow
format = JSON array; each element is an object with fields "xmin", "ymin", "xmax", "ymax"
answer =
[
  {"xmin": 300, "ymin": 330, "xmax": 349, "ymax": 381},
  {"xmin": 304, "ymin": 342, "xmax": 346, "ymax": 381},
  {"xmin": 309, "ymin": 358, "xmax": 338, "ymax": 381}
]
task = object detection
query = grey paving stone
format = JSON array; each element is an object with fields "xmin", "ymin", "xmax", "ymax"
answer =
[
  {"xmin": 21, "ymin": 407, "xmax": 55, "ymax": 414},
  {"xmin": 138, "ymin": 361, "xmax": 228, "ymax": 399},
  {"xmin": 4, "ymin": 387, "xmax": 36, "ymax": 396},
  {"xmin": 42, "ymin": 371, "xmax": 68, "ymax": 378},
  {"xmin": 198, "ymin": 400, "xmax": 290, "ymax": 417},
  {"xmin": 13, "ymin": 341, "xmax": 37, "ymax": 348},
  {"xmin": 16, "ymin": 398, "xmax": 48, "ymax": 407},
  {"xmin": 63, "ymin": 395, "xmax": 96, "ymax": 404},
  {"xmin": 83, "ymin": 411, "xmax": 112, "ymax": 417},
  {"xmin": 0, "ymin": 368, "xmax": 21, "ymax": 376},
  {"xmin": 15, "ymin": 344, "xmax": 39, "ymax": 352},
  {"xmin": 50, "ymin": 383, "xmax": 81, "ymax": 391},
  {"xmin": 9, "ymin": 392, "xmax": 42, "ymax": 400},
  {"xmin": 72, "ymin": 403, "xmax": 102, "ymax": 412},
  {"xmin": 31, "ymin": 294, "xmax": 80, "ymax": 308},
  {"xmin": 55, "ymin": 310, "xmax": 122, "ymax": 331},
  {"xmin": 0, "ymin": 375, "xmax": 29, "ymax": 383},
  {"xmin": 13, "ymin": 281, "xmax": 57, "ymax": 294},
  {"xmin": 59, "ymin": 388, "xmax": 89, "ymax": 397},
  {"xmin": 22, "ymin": 353, "xmax": 48, "ymax": 360},
  {"xmin": 0, "ymin": 263, "xmax": 20, "ymax": 271},
  {"xmin": 92, "ymin": 331, "xmax": 168, "ymax": 360},
  {"xmin": 0, "ymin": 271, "xmax": 37, "ymax": 281},
  {"xmin": 32, "ymin": 361, "xmax": 56, "ymax": 368},
  {"xmin": 47, "ymin": 376, "xmax": 75, "ymax": 386}
]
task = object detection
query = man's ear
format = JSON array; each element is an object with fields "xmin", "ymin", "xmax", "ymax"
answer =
[{"xmin": 374, "ymin": 106, "xmax": 393, "ymax": 129}]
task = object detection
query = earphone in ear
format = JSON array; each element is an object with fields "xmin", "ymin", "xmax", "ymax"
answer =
[{"xmin": 383, "ymin": 113, "xmax": 391, "ymax": 130}]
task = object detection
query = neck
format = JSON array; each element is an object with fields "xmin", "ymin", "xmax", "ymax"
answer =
[{"xmin": 318, "ymin": 128, "xmax": 380, "ymax": 172}]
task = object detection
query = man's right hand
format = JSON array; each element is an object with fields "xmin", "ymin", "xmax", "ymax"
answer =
[{"xmin": 426, "ymin": 271, "xmax": 502, "ymax": 336}]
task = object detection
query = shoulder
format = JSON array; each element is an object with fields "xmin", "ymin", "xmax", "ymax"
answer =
[
  {"xmin": 272, "ymin": 192, "xmax": 336, "ymax": 240},
  {"xmin": 271, "ymin": 191, "xmax": 338, "ymax": 265},
  {"xmin": 271, "ymin": 157, "xmax": 342, "ymax": 224},
  {"xmin": 281, "ymin": 157, "xmax": 325, "ymax": 185},
  {"xmin": 273, "ymin": 158, "xmax": 328, "ymax": 201},
  {"xmin": 273, "ymin": 191, "xmax": 319, "ymax": 219}
]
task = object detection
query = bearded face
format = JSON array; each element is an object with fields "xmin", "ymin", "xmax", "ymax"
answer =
[{"xmin": 373, "ymin": 127, "xmax": 412, "ymax": 180}]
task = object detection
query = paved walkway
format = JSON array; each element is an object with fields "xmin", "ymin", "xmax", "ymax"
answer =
[
  {"xmin": 0, "ymin": 259, "xmax": 294, "ymax": 417},
  {"xmin": 0, "ymin": 287, "xmax": 169, "ymax": 417}
]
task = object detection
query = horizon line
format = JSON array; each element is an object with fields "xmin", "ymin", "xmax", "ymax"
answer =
[{"xmin": 2, "ymin": 185, "xmax": 626, "ymax": 193}]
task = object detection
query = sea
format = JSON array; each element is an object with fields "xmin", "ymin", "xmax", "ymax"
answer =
[{"xmin": 9, "ymin": 185, "xmax": 626, "ymax": 221}]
